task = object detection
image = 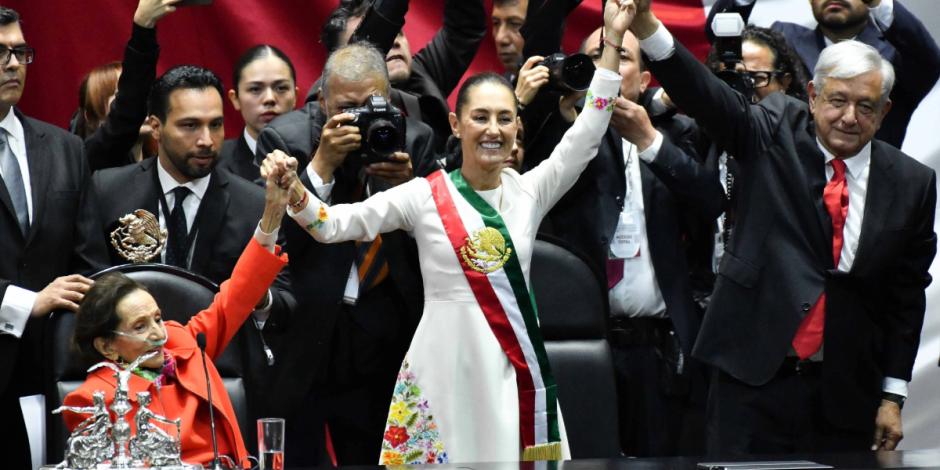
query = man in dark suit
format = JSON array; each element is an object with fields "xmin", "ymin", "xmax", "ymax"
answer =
[
  {"xmin": 93, "ymin": 65, "xmax": 294, "ymax": 451},
  {"xmin": 0, "ymin": 7, "xmax": 109, "ymax": 467},
  {"xmin": 524, "ymin": 26, "xmax": 723, "ymax": 456},
  {"xmin": 632, "ymin": 1, "xmax": 936, "ymax": 454},
  {"xmin": 710, "ymin": 0, "xmax": 940, "ymax": 148},
  {"xmin": 314, "ymin": 0, "xmax": 486, "ymax": 148},
  {"xmin": 255, "ymin": 43, "xmax": 436, "ymax": 466}
]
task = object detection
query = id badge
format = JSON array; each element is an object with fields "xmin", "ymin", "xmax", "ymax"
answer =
[{"xmin": 610, "ymin": 210, "xmax": 642, "ymax": 259}]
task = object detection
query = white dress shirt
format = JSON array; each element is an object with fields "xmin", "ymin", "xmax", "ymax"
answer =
[
  {"xmin": 243, "ymin": 127, "xmax": 258, "ymax": 157},
  {"xmin": 609, "ymin": 134, "xmax": 668, "ymax": 318},
  {"xmin": 0, "ymin": 109, "xmax": 34, "ymax": 337},
  {"xmin": 639, "ymin": 23, "xmax": 907, "ymax": 397},
  {"xmin": 156, "ymin": 158, "xmax": 211, "ymax": 265}
]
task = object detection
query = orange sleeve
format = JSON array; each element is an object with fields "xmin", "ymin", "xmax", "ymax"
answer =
[
  {"xmin": 61, "ymin": 389, "xmax": 93, "ymax": 432},
  {"xmin": 185, "ymin": 238, "xmax": 288, "ymax": 359}
]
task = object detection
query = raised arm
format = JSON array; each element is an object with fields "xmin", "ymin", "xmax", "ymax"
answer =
[
  {"xmin": 630, "ymin": 2, "xmax": 773, "ymax": 163},
  {"xmin": 85, "ymin": 0, "xmax": 176, "ymax": 170},
  {"xmin": 411, "ymin": 0, "xmax": 487, "ymax": 98}
]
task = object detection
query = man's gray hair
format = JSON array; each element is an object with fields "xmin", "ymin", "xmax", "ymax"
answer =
[
  {"xmin": 320, "ymin": 42, "xmax": 391, "ymax": 98},
  {"xmin": 814, "ymin": 40, "xmax": 895, "ymax": 105}
]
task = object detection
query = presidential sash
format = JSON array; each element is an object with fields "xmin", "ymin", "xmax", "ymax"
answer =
[{"xmin": 427, "ymin": 169, "xmax": 561, "ymax": 461}]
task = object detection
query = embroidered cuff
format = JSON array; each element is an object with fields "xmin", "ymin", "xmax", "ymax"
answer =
[{"xmin": 585, "ymin": 69, "xmax": 622, "ymax": 112}]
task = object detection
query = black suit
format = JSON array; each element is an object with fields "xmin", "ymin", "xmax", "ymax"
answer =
[
  {"xmin": 650, "ymin": 39, "xmax": 936, "ymax": 452},
  {"xmin": 84, "ymin": 24, "xmax": 159, "ymax": 171},
  {"xmin": 255, "ymin": 103, "xmax": 436, "ymax": 465},
  {"xmin": 93, "ymin": 157, "xmax": 296, "ymax": 450},
  {"xmin": 0, "ymin": 109, "xmax": 108, "ymax": 468},
  {"xmin": 218, "ymin": 133, "xmax": 260, "ymax": 184},
  {"xmin": 771, "ymin": 1, "xmax": 940, "ymax": 148}
]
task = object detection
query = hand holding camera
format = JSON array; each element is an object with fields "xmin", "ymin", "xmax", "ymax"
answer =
[
  {"xmin": 312, "ymin": 112, "xmax": 362, "ymax": 183},
  {"xmin": 515, "ymin": 56, "xmax": 551, "ymax": 107},
  {"xmin": 365, "ymin": 151, "xmax": 414, "ymax": 187}
]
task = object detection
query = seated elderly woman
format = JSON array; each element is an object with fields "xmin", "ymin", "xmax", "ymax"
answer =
[
  {"xmin": 61, "ymin": 172, "xmax": 289, "ymax": 468},
  {"xmin": 264, "ymin": 1, "xmax": 635, "ymax": 464}
]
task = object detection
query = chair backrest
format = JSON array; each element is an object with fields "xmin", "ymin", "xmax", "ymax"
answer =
[
  {"xmin": 531, "ymin": 238, "xmax": 621, "ymax": 458},
  {"xmin": 44, "ymin": 263, "xmax": 249, "ymax": 463}
]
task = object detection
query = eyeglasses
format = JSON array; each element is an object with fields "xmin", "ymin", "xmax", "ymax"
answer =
[
  {"xmin": 744, "ymin": 70, "xmax": 785, "ymax": 88},
  {"xmin": 0, "ymin": 46, "xmax": 34, "ymax": 66}
]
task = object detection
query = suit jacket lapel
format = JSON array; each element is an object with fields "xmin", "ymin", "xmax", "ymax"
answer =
[
  {"xmin": 188, "ymin": 170, "xmax": 229, "ymax": 275},
  {"xmin": 21, "ymin": 114, "xmax": 50, "ymax": 245},
  {"xmin": 851, "ymin": 144, "xmax": 896, "ymax": 273},
  {"xmin": 140, "ymin": 157, "xmax": 162, "ymax": 216}
]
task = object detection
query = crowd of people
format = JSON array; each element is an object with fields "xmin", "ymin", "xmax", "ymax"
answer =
[{"xmin": 1, "ymin": 0, "xmax": 938, "ymax": 468}]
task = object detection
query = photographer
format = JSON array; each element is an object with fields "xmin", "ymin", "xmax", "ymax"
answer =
[{"xmin": 254, "ymin": 43, "xmax": 437, "ymax": 466}]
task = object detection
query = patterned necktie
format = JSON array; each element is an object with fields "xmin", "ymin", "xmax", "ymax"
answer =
[
  {"xmin": 164, "ymin": 186, "xmax": 192, "ymax": 268},
  {"xmin": 353, "ymin": 179, "xmax": 389, "ymax": 294},
  {"xmin": 792, "ymin": 159, "xmax": 849, "ymax": 359},
  {"xmin": 0, "ymin": 129, "xmax": 29, "ymax": 236}
]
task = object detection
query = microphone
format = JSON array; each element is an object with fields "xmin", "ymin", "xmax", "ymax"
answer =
[{"xmin": 196, "ymin": 333, "xmax": 224, "ymax": 470}]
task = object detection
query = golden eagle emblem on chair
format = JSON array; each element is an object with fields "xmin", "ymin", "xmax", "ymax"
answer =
[
  {"xmin": 109, "ymin": 209, "xmax": 167, "ymax": 263},
  {"xmin": 460, "ymin": 227, "xmax": 512, "ymax": 274}
]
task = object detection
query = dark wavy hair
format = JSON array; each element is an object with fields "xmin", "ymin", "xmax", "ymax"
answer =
[
  {"xmin": 320, "ymin": 0, "xmax": 370, "ymax": 54},
  {"xmin": 72, "ymin": 273, "xmax": 149, "ymax": 366},
  {"xmin": 148, "ymin": 65, "xmax": 224, "ymax": 122},
  {"xmin": 706, "ymin": 25, "xmax": 808, "ymax": 101}
]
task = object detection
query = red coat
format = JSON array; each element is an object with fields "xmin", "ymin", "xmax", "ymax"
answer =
[{"xmin": 64, "ymin": 238, "xmax": 287, "ymax": 467}]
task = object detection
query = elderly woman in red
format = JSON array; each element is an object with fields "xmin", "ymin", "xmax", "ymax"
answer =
[{"xmin": 62, "ymin": 168, "xmax": 290, "ymax": 468}]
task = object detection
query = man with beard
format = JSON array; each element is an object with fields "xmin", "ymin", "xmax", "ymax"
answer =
[
  {"xmin": 256, "ymin": 43, "xmax": 437, "ymax": 466},
  {"xmin": 93, "ymin": 68, "xmax": 294, "ymax": 443},
  {"xmin": 722, "ymin": 0, "xmax": 940, "ymax": 148}
]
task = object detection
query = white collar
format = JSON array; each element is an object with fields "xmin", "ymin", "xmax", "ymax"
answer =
[
  {"xmin": 0, "ymin": 107, "xmax": 24, "ymax": 143},
  {"xmin": 156, "ymin": 156, "xmax": 212, "ymax": 201},
  {"xmin": 817, "ymin": 138, "xmax": 871, "ymax": 179},
  {"xmin": 243, "ymin": 127, "xmax": 258, "ymax": 156}
]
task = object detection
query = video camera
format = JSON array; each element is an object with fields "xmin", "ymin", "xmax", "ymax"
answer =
[
  {"xmin": 344, "ymin": 95, "xmax": 407, "ymax": 165},
  {"xmin": 538, "ymin": 53, "xmax": 596, "ymax": 94},
  {"xmin": 711, "ymin": 12, "xmax": 756, "ymax": 103}
]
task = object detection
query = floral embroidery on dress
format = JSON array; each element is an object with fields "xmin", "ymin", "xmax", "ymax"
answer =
[
  {"xmin": 586, "ymin": 90, "xmax": 614, "ymax": 112},
  {"xmin": 305, "ymin": 204, "xmax": 329, "ymax": 232},
  {"xmin": 379, "ymin": 360, "xmax": 448, "ymax": 464}
]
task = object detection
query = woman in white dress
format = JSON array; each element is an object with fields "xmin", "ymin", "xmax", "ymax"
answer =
[{"xmin": 264, "ymin": 1, "xmax": 636, "ymax": 463}]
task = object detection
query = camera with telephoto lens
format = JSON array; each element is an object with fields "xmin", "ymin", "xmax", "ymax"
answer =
[
  {"xmin": 538, "ymin": 53, "xmax": 596, "ymax": 94},
  {"xmin": 344, "ymin": 95, "xmax": 406, "ymax": 164},
  {"xmin": 711, "ymin": 12, "xmax": 756, "ymax": 103}
]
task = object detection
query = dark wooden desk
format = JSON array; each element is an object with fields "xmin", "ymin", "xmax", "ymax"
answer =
[{"xmin": 287, "ymin": 448, "xmax": 940, "ymax": 470}]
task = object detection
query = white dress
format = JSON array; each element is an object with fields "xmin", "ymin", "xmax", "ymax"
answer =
[{"xmin": 290, "ymin": 70, "xmax": 621, "ymax": 464}]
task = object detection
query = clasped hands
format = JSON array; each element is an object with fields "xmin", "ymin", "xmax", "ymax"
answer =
[{"xmin": 261, "ymin": 150, "xmax": 307, "ymax": 211}]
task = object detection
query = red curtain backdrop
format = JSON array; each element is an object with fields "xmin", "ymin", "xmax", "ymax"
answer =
[{"xmin": 7, "ymin": 0, "xmax": 706, "ymax": 138}]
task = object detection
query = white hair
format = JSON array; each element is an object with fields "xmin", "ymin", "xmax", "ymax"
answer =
[
  {"xmin": 813, "ymin": 40, "xmax": 895, "ymax": 104},
  {"xmin": 321, "ymin": 42, "xmax": 391, "ymax": 98}
]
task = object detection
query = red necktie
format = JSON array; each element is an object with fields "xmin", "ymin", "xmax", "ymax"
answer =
[{"xmin": 792, "ymin": 159, "xmax": 849, "ymax": 359}]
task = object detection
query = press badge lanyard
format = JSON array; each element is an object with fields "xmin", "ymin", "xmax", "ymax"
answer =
[{"xmin": 610, "ymin": 142, "xmax": 643, "ymax": 259}]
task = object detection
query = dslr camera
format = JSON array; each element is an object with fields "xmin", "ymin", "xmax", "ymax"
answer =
[
  {"xmin": 344, "ymin": 95, "xmax": 406, "ymax": 164},
  {"xmin": 711, "ymin": 12, "xmax": 756, "ymax": 103},
  {"xmin": 538, "ymin": 53, "xmax": 596, "ymax": 94}
]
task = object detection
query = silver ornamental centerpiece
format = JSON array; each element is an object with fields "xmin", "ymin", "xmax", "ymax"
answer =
[
  {"xmin": 48, "ymin": 351, "xmax": 200, "ymax": 470},
  {"xmin": 110, "ymin": 209, "xmax": 167, "ymax": 263}
]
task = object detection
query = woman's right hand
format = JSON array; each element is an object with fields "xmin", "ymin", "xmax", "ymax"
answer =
[{"xmin": 134, "ymin": 0, "xmax": 180, "ymax": 29}]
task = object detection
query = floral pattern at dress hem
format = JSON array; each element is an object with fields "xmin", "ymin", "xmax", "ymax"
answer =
[{"xmin": 379, "ymin": 360, "xmax": 449, "ymax": 465}]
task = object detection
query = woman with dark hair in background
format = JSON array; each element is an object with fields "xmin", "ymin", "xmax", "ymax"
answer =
[
  {"xmin": 218, "ymin": 44, "xmax": 299, "ymax": 183},
  {"xmin": 77, "ymin": 0, "xmax": 178, "ymax": 170}
]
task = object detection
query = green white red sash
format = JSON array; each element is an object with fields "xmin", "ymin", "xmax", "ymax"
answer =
[{"xmin": 427, "ymin": 169, "xmax": 560, "ymax": 459}]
